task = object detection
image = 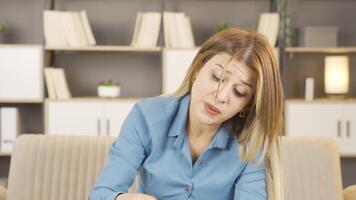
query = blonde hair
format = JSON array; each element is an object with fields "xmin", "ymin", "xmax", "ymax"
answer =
[{"xmin": 163, "ymin": 27, "xmax": 284, "ymax": 200}]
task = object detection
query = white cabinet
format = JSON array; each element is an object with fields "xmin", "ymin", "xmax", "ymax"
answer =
[
  {"xmin": 340, "ymin": 104, "xmax": 356, "ymax": 153},
  {"xmin": 285, "ymin": 100, "xmax": 356, "ymax": 155},
  {"xmin": 162, "ymin": 48, "xmax": 199, "ymax": 94},
  {"xmin": 0, "ymin": 45, "xmax": 43, "ymax": 101},
  {"xmin": 45, "ymin": 99, "xmax": 138, "ymax": 137},
  {"xmin": 103, "ymin": 101, "xmax": 137, "ymax": 136}
]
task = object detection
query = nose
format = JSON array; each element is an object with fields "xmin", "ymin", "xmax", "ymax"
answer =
[{"xmin": 215, "ymin": 83, "xmax": 230, "ymax": 104}]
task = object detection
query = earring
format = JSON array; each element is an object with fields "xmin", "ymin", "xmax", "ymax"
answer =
[{"xmin": 239, "ymin": 111, "xmax": 246, "ymax": 118}]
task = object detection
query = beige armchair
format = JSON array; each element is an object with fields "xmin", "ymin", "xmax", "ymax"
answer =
[
  {"xmin": 0, "ymin": 134, "xmax": 355, "ymax": 200},
  {"xmin": 281, "ymin": 136, "xmax": 356, "ymax": 200},
  {"xmin": 0, "ymin": 134, "xmax": 136, "ymax": 200}
]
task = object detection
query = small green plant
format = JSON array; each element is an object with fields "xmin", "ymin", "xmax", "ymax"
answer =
[
  {"xmin": 97, "ymin": 79, "xmax": 120, "ymax": 86},
  {"xmin": 0, "ymin": 20, "xmax": 6, "ymax": 32},
  {"xmin": 216, "ymin": 21, "xmax": 230, "ymax": 32}
]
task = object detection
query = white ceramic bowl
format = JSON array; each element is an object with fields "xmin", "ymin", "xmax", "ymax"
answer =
[{"xmin": 97, "ymin": 85, "xmax": 120, "ymax": 98}]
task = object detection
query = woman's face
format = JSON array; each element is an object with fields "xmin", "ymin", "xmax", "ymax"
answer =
[{"xmin": 190, "ymin": 53, "xmax": 255, "ymax": 126}]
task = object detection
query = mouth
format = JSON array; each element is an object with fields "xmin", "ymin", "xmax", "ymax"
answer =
[{"xmin": 204, "ymin": 102, "xmax": 221, "ymax": 115}]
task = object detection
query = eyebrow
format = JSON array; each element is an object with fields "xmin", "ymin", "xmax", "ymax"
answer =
[{"xmin": 215, "ymin": 64, "xmax": 253, "ymax": 88}]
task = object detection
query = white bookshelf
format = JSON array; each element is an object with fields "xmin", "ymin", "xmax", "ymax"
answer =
[
  {"xmin": 0, "ymin": 152, "xmax": 11, "ymax": 157},
  {"xmin": 0, "ymin": 99, "xmax": 43, "ymax": 104},
  {"xmin": 285, "ymin": 47, "xmax": 356, "ymax": 53},
  {"xmin": 45, "ymin": 45, "xmax": 161, "ymax": 53}
]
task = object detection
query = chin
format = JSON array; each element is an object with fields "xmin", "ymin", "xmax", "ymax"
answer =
[{"xmin": 195, "ymin": 108, "xmax": 220, "ymax": 125}]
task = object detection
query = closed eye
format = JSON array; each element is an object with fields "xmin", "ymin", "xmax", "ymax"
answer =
[
  {"xmin": 234, "ymin": 89, "xmax": 246, "ymax": 97},
  {"xmin": 211, "ymin": 74, "xmax": 221, "ymax": 82},
  {"xmin": 212, "ymin": 74, "xmax": 247, "ymax": 98}
]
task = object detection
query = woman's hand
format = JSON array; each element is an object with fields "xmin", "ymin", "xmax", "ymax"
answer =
[{"xmin": 115, "ymin": 193, "xmax": 158, "ymax": 200}]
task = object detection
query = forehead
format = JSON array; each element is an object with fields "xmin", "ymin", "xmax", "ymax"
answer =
[{"xmin": 206, "ymin": 53, "xmax": 252, "ymax": 79}]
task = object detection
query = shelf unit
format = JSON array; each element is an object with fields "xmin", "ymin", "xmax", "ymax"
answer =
[
  {"xmin": 45, "ymin": 45, "xmax": 162, "ymax": 52},
  {"xmin": 280, "ymin": 3, "xmax": 356, "ymax": 189},
  {"xmin": 0, "ymin": 0, "xmax": 278, "ymax": 153},
  {"xmin": 0, "ymin": 152, "xmax": 11, "ymax": 157},
  {"xmin": 285, "ymin": 47, "xmax": 356, "ymax": 53}
]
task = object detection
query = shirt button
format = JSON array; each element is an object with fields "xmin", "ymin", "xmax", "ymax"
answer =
[{"xmin": 184, "ymin": 185, "xmax": 190, "ymax": 192}]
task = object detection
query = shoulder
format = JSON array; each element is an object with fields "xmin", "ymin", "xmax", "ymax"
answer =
[
  {"xmin": 129, "ymin": 95, "xmax": 186, "ymax": 125},
  {"xmin": 135, "ymin": 95, "xmax": 184, "ymax": 116}
]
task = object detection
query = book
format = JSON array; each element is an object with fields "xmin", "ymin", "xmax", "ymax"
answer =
[
  {"xmin": 131, "ymin": 12, "xmax": 161, "ymax": 47},
  {"xmin": 163, "ymin": 12, "xmax": 195, "ymax": 48},
  {"xmin": 257, "ymin": 13, "xmax": 279, "ymax": 47},
  {"xmin": 0, "ymin": 107, "xmax": 20, "ymax": 153},
  {"xmin": 44, "ymin": 67, "xmax": 71, "ymax": 100},
  {"xmin": 55, "ymin": 68, "xmax": 72, "ymax": 100},
  {"xmin": 163, "ymin": 12, "xmax": 173, "ymax": 48},
  {"xmin": 131, "ymin": 12, "xmax": 143, "ymax": 46},
  {"xmin": 44, "ymin": 67, "xmax": 57, "ymax": 99},
  {"xmin": 43, "ymin": 10, "xmax": 68, "ymax": 46},
  {"xmin": 80, "ymin": 10, "xmax": 96, "ymax": 46},
  {"xmin": 43, "ymin": 10, "xmax": 95, "ymax": 47},
  {"xmin": 61, "ymin": 11, "xmax": 87, "ymax": 47}
]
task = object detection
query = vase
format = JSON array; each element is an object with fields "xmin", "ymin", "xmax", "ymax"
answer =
[{"xmin": 97, "ymin": 85, "xmax": 121, "ymax": 98}]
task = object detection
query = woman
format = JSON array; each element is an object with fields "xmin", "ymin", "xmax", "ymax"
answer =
[{"xmin": 90, "ymin": 27, "xmax": 284, "ymax": 200}]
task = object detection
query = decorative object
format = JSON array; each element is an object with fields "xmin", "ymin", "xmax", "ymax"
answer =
[
  {"xmin": 0, "ymin": 19, "xmax": 6, "ymax": 43},
  {"xmin": 276, "ymin": 0, "xmax": 297, "ymax": 47},
  {"xmin": 216, "ymin": 21, "xmax": 230, "ymax": 32},
  {"xmin": 0, "ymin": 20, "xmax": 6, "ymax": 32},
  {"xmin": 97, "ymin": 80, "xmax": 120, "ymax": 98},
  {"xmin": 304, "ymin": 77, "xmax": 314, "ymax": 101},
  {"xmin": 324, "ymin": 56, "xmax": 349, "ymax": 96},
  {"xmin": 300, "ymin": 26, "xmax": 338, "ymax": 47}
]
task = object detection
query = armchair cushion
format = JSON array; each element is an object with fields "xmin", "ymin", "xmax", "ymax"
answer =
[
  {"xmin": 344, "ymin": 185, "xmax": 356, "ymax": 200},
  {"xmin": 0, "ymin": 185, "xmax": 6, "ymax": 200}
]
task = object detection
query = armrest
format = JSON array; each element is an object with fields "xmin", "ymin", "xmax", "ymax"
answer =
[
  {"xmin": 0, "ymin": 185, "xmax": 6, "ymax": 200},
  {"xmin": 344, "ymin": 185, "xmax": 356, "ymax": 200}
]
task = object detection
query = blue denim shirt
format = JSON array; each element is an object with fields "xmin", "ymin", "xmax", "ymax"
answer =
[{"xmin": 89, "ymin": 94, "xmax": 267, "ymax": 200}]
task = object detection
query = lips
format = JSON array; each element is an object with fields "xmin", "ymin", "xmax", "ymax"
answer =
[{"xmin": 205, "ymin": 102, "xmax": 221, "ymax": 114}]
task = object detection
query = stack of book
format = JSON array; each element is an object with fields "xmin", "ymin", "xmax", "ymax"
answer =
[
  {"xmin": 43, "ymin": 10, "xmax": 96, "ymax": 47},
  {"xmin": 44, "ymin": 67, "xmax": 72, "ymax": 100},
  {"xmin": 0, "ymin": 107, "xmax": 20, "ymax": 153},
  {"xmin": 257, "ymin": 12, "xmax": 280, "ymax": 47},
  {"xmin": 163, "ymin": 12, "xmax": 195, "ymax": 48},
  {"xmin": 130, "ymin": 11, "xmax": 195, "ymax": 48},
  {"xmin": 131, "ymin": 12, "xmax": 162, "ymax": 48}
]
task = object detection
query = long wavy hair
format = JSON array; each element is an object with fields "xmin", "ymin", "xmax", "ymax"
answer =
[{"xmin": 163, "ymin": 27, "xmax": 284, "ymax": 200}]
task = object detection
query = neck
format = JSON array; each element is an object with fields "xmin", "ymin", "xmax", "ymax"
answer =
[{"xmin": 187, "ymin": 105, "xmax": 220, "ymax": 140}]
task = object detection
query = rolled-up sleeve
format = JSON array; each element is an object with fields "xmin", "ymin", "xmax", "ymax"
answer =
[
  {"xmin": 234, "ymin": 161, "xmax": 267, "ymax": 200},
  {"xmin": 89, "ymin": 104, "xmax": 148, "ymax": 200}
]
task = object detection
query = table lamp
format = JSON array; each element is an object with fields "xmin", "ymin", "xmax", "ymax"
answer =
[{"xmin": 324, "ymin": 55, "xmax": 349, "ymax": 97}]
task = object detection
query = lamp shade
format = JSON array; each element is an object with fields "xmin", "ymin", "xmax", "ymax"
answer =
[{"xmin": 324, "ymin": 56, "xmax": 349, "ymax": 94}]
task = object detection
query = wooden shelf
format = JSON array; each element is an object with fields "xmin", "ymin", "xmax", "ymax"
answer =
[
  {"xmin": 0, "ymin": 152, "xmax": 11, "ymax": 157},
  {"xmin": 285, "ymin": 47, "xmax": 356, "ymax": 53},
  {"xmin": 44, "ymin": 97, "xmax": 142, "ymax": 102},
  {"xmin": 45, "ymin": 45, "xmax": 161, "ymax": 53},
  {"xmin": 286, "ymin": 98, "xmax": 356, "ymax": 104},
  {"xmin": 341, "ymin": 153, "xmax": 356, "ymax": 158},
  {"xmin": 0, "ymin": 99, "xmax": 43, "ymax": 104}
]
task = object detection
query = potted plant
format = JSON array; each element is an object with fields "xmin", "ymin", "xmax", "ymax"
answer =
[
  {"xmin": 97, "ymin": 79, "xmax": 121, "ymax": 98},
  {"xmin": 216, "ymin": 21, "xmax": 230, "ymax": 32},
  {"xmin": 0, "ymin": 20, "xmax": 6, "ymax": 33},
  {"xmin": 0, "ymin": 20, "xmax": 6, "ymax": 42}
]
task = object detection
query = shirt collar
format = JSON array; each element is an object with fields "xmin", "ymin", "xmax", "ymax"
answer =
[{"xmin": 168, "ymin": 94, "xmax": 233, "ymax": 150}]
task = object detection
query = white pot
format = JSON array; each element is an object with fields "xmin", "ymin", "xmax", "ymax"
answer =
[{"xmin": 97, "ymin": 85, "xmax": 120, "ymax": 98}]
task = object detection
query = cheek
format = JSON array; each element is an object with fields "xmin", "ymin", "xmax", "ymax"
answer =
[
  {"xmin": 226, "ymin": 100, "xmax": 249, "ymax": 116},
  {"xmin": 193, "ymin": 75, "xmax": 216, "ymax": 95}
]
